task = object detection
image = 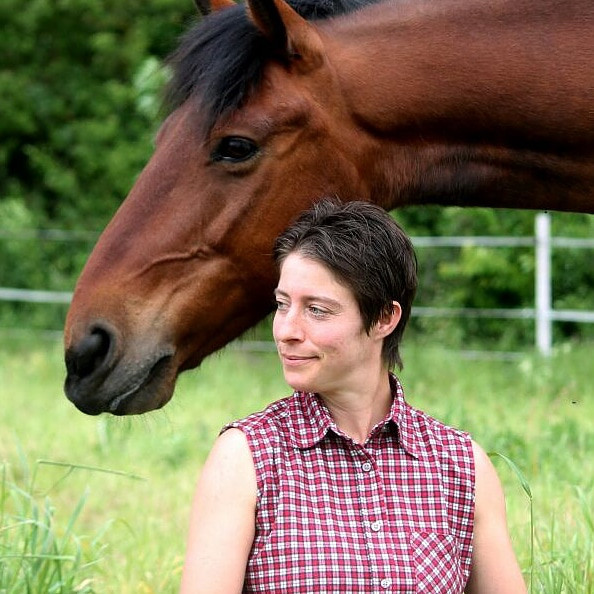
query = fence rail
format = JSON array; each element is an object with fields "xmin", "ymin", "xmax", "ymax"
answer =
[
  {"xmin": 1, "ymin": 213, "xmax": 593, "ymax": 355},
  {"xmin": 0, "ymin": 288, "xmax": 72, "ymax": 304}
]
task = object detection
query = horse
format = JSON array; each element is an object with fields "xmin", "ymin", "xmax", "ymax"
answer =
[{"xmin": 64, "ymin": 0, "xmax": 594, "ymax": 415}]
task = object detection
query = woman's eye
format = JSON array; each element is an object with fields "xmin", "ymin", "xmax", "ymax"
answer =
[
  {"xmin": 211, "ymin": 136, "xmax": 259, "ymax": 163},
  {"xmin": 309, "ymin": 306, "xmax": 327, "ymax": 317},
  {"xmin": 275, "ymin": 300, "xmax": 288, "ymax": 311}
]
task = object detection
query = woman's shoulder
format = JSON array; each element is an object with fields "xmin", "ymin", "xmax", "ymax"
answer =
[
  {"xmin": 221, "ymin": 393, "xmax": 297, "ymax": 462},
  {"xmin": 404, "ymin": 402, "xmax": 474, "ymax": 470},
  {"xmin": 392, "ymin": 376, "xmax": 470, "ymax": 451},
  {"xmin": 225, "ymin": 394, "xmax": 294, "ymax": 434},
  {"xmin": 407, "ymin": 403, "xmax": 470, "ymax": 442}
]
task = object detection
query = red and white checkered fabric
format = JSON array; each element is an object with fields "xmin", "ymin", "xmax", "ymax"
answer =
[{"xmin": 224, "ymin": 375, "xmax": 475, "ymax": 593}]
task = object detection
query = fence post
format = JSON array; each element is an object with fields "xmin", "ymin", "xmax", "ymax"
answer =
[{"xmin": 535, "ymin": 212, "xmax": 552, "ymax": 356}]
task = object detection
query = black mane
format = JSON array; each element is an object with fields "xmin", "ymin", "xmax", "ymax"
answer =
[{"xmin": 166, "ymin": 0, "xmax": 381, "ymax": 133}]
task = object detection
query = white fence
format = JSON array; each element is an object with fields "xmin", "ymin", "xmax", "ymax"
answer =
[
  {"xmin": 411, "ymin": 213, "xmax": 594, "ymax": 356},
  {"xmin": 1, "ymin": 212, "xmax": 593, "ymax": 356}
]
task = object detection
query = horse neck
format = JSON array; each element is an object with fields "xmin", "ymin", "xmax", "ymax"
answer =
[{"xmin": 324, "ymin": 0, "xmax": 594, "ymax": 211}]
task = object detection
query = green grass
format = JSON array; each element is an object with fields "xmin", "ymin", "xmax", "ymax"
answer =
[
  {"xmin": 1, "ymin": 335, "xmax": 593, "ymax": 592},
  {"xmin": 0, "ymin": 457, "xmax": 118, "ymax": 593}
]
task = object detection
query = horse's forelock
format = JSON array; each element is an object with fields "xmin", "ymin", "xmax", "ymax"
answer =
[
  {"xmin": 165, "ymin": 5, "xmax": 265, "ymax": 134},
  {"xmin": 165, "ymin": 0, "xmax": 385, "ymax": 134}
]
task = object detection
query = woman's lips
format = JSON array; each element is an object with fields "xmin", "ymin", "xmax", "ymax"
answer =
[{"xmin": 280, "ymin": 353, "xmax": 317, "ymax": 366}]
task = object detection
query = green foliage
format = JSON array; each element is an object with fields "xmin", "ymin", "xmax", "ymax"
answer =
[
  {"xmin": 0, "ymin": 199, "xmax": 43, "ymax": 287},
  {"xmin": 0, "ymin": 198, "xmax": 93, "ymax": 330},
  {"xmin": 0, "ymin": 0, "xmax": 192, "ymax": 228},
  {"xmin": 0, "ymin": 0, "xmax": 193, "ymax": 330},
  {"xmin": 397, "ymin": 207, "xmax": 594, "ymax": 348}
]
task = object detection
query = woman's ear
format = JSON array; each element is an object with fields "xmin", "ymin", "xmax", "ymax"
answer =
[{"xmin": 373, "ymin": 301, "xmax": 402, "ymax": 339}]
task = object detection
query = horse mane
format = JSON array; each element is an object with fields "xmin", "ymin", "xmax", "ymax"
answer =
[{"xmin": 166, "ymin": 0, "xmax": 382, "ymax": 133}]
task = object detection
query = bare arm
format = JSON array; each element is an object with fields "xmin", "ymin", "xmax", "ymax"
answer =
[
  {"xmin": 465, "ymin": 441, "xmax": 527, "ymax": 594},
  {"xmin": 180, "ymin": 428, "xmax": 257, "ymax": 594}
]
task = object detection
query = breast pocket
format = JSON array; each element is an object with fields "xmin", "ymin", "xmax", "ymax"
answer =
[{"xmin": 410, "ymin": 532, "xmax": 464, "ymax": 593}]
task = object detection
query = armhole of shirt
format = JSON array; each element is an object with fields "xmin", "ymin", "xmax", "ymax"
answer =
[{"xmin": 221, "ymin": 423, "xmax": 265, "ymax": 499}]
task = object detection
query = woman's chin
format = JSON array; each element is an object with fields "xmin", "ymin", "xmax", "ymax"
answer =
[{"xmin": 283, "ymin": 372, "xmax": 315, "ymax": 394}]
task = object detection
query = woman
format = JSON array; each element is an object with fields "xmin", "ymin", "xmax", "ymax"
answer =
[{"xmin": 180, "ymin": 199, "xmax": 526, "ymax": 593}]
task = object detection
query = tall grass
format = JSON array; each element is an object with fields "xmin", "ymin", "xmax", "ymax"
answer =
[
  {"xmin": 1, "ymin": 335, "xmax": 593, "ymax": 592},
  {"xmin": 1, "ymin": 458, "xmax": 97, "ymax": 593}
]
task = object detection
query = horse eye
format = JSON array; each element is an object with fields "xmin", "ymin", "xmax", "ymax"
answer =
[{"xmin": 212, "ymin": 136, "xmax": 259, "ymax": 163}]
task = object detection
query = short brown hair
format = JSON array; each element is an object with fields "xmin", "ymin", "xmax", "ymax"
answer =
[{"xmin": 273, "ymin": 198, "xmax": 417, "ymax": 370}]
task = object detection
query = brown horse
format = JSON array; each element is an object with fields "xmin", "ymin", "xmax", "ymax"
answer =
[{"xmin": 64, "ymin": 0, "xmax": 594, "ymax": 415}]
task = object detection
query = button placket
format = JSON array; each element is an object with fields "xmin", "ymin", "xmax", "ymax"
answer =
[{"xmin": 352, "ymin": 447, "xmax": 394, "ymax": 591}]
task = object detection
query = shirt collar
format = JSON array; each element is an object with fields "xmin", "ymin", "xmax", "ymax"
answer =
[
  {"xmin": 285, "ymin": 374, "xmax": 420, "ymax": 458},
  {"xmin": 388, "ymin": 374, "xmax": 421, "ymax": 459},
  {"xmin": 286, "ymin": 391, "xmax": 334, "ymax": 449}
]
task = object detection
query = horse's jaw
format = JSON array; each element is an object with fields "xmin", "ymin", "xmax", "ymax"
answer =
[{"xmin": 63, "ymin": 238, "xmax": 277, "ymax": 415}]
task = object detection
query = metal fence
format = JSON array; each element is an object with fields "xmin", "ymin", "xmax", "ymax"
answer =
[
  {"xmin": 411, "ymin": 213, "xmax": 594, "ymax": 356},
  {"xmin": 1, "ymin": 212, "xmax": 593, "ymax": 355}
]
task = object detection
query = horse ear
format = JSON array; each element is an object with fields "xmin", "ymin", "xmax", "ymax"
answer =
[
  {"xmin": 247, "ymin": 0, "xmax": 324, "ymax": 71},
  {"xmin": 194, "ymin": 0, "xmax": 235, "ymax": 17}
]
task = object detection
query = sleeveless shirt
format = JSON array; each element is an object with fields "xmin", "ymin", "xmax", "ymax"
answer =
[{"xmin": 224, "ymin": 375, "xmax": 475, "ymax": 593}]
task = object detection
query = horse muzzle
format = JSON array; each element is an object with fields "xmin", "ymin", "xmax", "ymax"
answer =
[{"xmin": 64, "ymin": 321, "xmax": 176, "ymax": 415}]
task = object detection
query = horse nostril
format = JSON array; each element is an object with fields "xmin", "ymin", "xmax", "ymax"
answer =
[{"xmin": 66, "ymin": 327, "xmax": 112, "ymax": 379}]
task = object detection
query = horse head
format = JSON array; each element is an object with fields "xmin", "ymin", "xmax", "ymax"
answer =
[
  {"xmin": 64, "ymin": 0, "xmax": 372, "ymax": 414},
  {"xmin": 65, "ymin": 0, "xmax": 594, "ymax": 414}
]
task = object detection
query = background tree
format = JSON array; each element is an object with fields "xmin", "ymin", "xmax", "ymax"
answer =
[{"xmin": 0, "ymin": 0, "xmax": 192, "ymax": 227}]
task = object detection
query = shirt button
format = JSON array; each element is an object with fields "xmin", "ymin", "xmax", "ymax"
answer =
[
  {"xmin": 381, "ymin": 577, "xmax": 392, "ymax": 588},
  {"xmin": 370, "ymin": 520, "xmax": 382, "ymax": 532},
  {"xmin": 362, "ymin": 461, "xmax": 372, "ymax": 472}
]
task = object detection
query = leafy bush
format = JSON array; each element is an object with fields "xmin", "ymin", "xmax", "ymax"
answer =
[{"xmin": 0, "ymin": 0, "xmax": 192, "ymax": 228}]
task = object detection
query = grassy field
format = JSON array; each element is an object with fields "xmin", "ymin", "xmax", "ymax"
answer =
[{"xmin": 1, "ymin": 335, "xmax": 592, "ymax": 592}]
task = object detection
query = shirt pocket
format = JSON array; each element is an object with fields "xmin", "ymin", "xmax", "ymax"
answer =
[{"xmin": 409, "ymin": 531, "xmax": 464, "ymax": 593}]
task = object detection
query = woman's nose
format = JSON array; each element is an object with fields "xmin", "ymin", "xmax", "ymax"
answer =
[{"xmin": 273, "ymin": 309, "xmax": 304, "ymax": 342}]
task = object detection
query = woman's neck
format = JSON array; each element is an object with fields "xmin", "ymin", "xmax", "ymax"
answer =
[{"xmin": 320, "ymin": 372, "xmax": 393, "ymax": 445}]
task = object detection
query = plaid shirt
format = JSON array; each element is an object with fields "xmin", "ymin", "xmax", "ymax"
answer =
[{"xmin": 225, "ymin": 375, "xmax": 474, "ymax": 593}]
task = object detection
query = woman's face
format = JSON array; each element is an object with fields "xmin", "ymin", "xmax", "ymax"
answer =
[{"xmin": 273, "ymin": 253, "xmax": 386, "ymax": 397}]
